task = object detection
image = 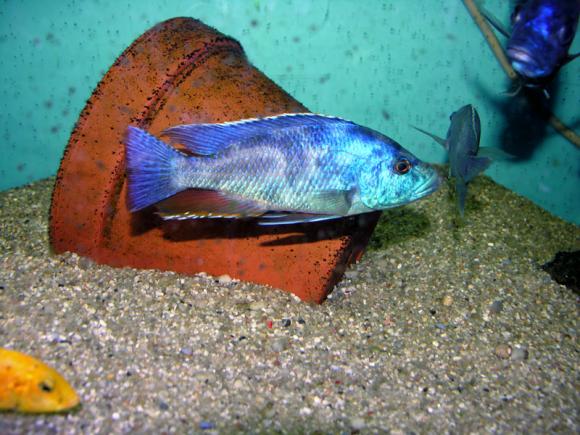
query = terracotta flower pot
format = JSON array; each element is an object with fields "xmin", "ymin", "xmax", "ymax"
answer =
[{"xmin": 49, "ymin": 17, "xmax": 380, "ymax": 303}]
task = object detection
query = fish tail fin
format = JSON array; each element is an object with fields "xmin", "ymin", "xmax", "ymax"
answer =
[
  {"xmin": 125, "ymin": 126, "xmax": 187, "ymax": 212},
  {"xmin": 455, "ymin": 179, "xmax": 467, "ymax": 218}
]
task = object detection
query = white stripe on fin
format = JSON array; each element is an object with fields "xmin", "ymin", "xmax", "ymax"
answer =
[{"xmin": 257, "ymin": 212, "xmax": 342, "ymax": 225}]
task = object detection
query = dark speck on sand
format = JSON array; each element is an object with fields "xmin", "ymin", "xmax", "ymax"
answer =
[{"xmin": 0, "ymin": 171, "xmax": 578, "ymax": 433}]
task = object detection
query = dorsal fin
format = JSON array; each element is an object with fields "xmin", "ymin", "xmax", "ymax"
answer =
[{"xmin": 161, "ymin": 113, "xmax": 356, "ymax": 156}]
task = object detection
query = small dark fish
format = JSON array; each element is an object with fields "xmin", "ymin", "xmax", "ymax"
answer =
[
  {"xmin": 413, "ymin": 105, "xmax": 511, "ymax": 217},
  {"xmin": 484, "ymin": 0, "xmax": 579, "ymax": 91},
  {"xmin": 125, "ymin": 113, "xmax": 441, "ymax": 225}
]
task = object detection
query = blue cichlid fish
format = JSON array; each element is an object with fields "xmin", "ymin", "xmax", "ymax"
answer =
[
  {"xmin": 125, "ymin": 113, "xmax": 441, "ymax": 225},
  {"xmin": 484, "ymin": 0, "xmax": 579, "ymax": 90},
  {"xmin": 413, "ymin": 105, "xmax": 511, "ymax": 217}
]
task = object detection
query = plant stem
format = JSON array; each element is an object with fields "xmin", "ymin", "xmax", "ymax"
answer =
[{"xmin": 462, "ymin": 0, "xmax": 580, "ymax": 148}]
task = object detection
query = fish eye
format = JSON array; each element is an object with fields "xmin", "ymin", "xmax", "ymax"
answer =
[
  {"xmin": 557, "ymin": 25, "xmax": 574, "ymax": 44},
  {"xmin": 39, "ymin": 381, "xmax": 54, "ymax": 393},
  {"xmin": 511, "ymin": 6, "xmax": 522, "ymax": 24},
  {"xmin": 394, "ymin": 158, "xmax": 412, "ymax": 175}
]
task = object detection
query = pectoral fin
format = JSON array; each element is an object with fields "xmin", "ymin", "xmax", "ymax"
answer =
[
  {"xmin": 411, "ymin": 125, "xmax": 448, "ymax": 150},
  {"xmin": 464, "ymin": 156, "xmax": 492, "ymax": 182},
  {"xmin": 478, "ymin": 147, "xmax": 515, "ymax": 161},
  {"xmin": 308, "ymin": 189, "xmax": 355, "ymax": 215}
]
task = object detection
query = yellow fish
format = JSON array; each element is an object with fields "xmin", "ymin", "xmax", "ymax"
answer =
[{"xmin": 0, "ymin": 348, "xmax": 79, "ymax": 413}]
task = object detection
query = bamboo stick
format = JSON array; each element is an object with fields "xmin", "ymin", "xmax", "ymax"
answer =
[{"xmin": 462, "ymin": 0, "xmax": 580, "ymax": 148}]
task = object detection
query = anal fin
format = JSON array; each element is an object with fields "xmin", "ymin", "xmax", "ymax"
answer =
[{"xmin": 156, "ymin": 189, "xmax": 268, "ymax": 220}]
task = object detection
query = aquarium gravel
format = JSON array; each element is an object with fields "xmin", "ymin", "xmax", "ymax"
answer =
[{"xmin": 1, "ymin": 175, "xmax": 578, "ymax": 433}]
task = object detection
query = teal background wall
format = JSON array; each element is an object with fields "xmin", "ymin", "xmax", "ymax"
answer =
[{"xmin": 1, "ymin": 0, "xmax": 579, "ymax": 223}]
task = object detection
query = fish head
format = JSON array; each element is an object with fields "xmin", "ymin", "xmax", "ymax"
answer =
[
  {"xmin": 18, "ymin": 368, "xmax": 80, "ymax": 413},
  {"xmin": 507, "ymin": 0, "xmax": 579, "ymax": 80},
  {"xmin": 0, "ymin": 349, "xmax": 80, "ymax": 413},
  {"xmin": 359, "ymin": 148, "xmax": 441, "ymax": 210}
]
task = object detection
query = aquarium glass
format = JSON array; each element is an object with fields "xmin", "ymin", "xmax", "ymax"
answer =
[{"xmin": 0, "ymin": 0, "xmax": 578, "ymax": 223}]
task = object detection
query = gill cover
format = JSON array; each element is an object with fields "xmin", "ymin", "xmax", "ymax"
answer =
[{"xmin": 359, "ymin": 159, "xmax": 396, "ymax": 209}]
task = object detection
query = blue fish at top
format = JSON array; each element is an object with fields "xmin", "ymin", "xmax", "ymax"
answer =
[
  {"xmin": 124, "ymin": 113, "xmax": 441, "ymax": 225},
  {"xmin": 413, "ymin": 105, "xmax": 511, "ymax": 217},
  {"xmin": 484, "ymin": 0, "xmax": 579, "ymax": 90}
]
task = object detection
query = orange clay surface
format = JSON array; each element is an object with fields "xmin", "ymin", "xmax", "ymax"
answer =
[{"xmin": 49, "ymin": 18, "xmax": 380, "ymax": 303}]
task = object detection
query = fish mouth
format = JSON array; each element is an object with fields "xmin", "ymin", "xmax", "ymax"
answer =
[
  {"xmin": 507, "ymin": 47, "xmax": 547, "ymax": 78},
  {"xmin": 507, "ymin": 47, "xmax": 533, "ymax": 64},
  {"xmin": 387, "ymin": 169, "xmax": 441, "ymax": 208},
  {"xmin": 413, "ymin": 170, "xmax": 441, "ymax": 199}
]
